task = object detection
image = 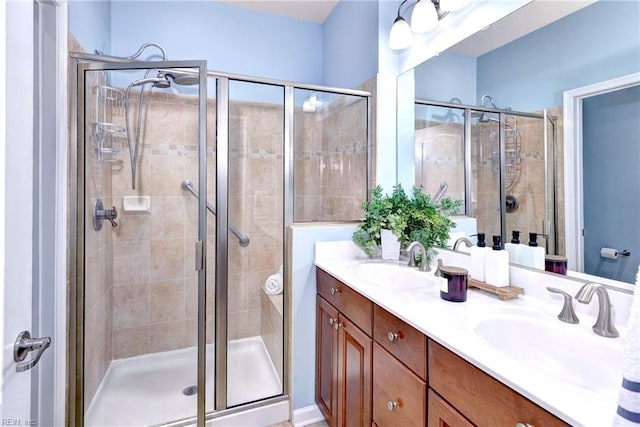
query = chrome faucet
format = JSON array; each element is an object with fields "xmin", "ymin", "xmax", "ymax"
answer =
[
  {"xmin": 453, "ymin": 237, "xmax": 473, "ymax": 252},
  {"xmin": 575, "ymin": 282, "xmax": 619, "ymax": 338},
  {"xmin": 407, "ymin": 241, "xmax": 430, "ymax": 272},
  {"xmin": 546, "ymin": 287, "xmax": 579, "ymax": 324}
]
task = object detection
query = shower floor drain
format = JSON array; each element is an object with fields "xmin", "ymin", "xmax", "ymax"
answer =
[{"xmin": 182, "ymin": 385, "xmax": 197, "ymax": 396}]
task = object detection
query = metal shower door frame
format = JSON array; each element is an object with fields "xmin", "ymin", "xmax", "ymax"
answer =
[{"xmin": 71, "ymin": 58, "xmax": 209, "ymax": 427}]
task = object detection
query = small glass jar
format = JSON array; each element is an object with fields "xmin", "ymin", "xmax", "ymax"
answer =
[
  {"xmin": 545, "ymin": 255, "xmax": 568, "ymax": 275},
  {"xmin": 439, "ymin": 266, "xmax": 469, "ymax": 302}
]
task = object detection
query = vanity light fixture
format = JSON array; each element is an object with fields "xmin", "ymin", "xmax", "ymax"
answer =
[{"xmin": 390, "ymin": 0, "xmax": 466, "ymax": 50}]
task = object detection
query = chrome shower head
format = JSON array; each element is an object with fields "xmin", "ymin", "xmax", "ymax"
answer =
[{"xmin": 160, "ymin": 71, "xmax": 200, "ymax": 86}]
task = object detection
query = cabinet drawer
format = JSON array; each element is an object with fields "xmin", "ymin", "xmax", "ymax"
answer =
[
  {"xmin": 427, "ymin": 389, "xmax": 474, "ymax": 427},
  {"xmin": 373, "ymin": 342, "xmax": 426, "ymax": 427},
  {"xmin": 317, "ymin": 268, "xmax": 373, "ymax": 335},
  {"xmin": 374, "ymin": 304, "xmax": 427, "ymax": 380},
  {"xmin": 428, "ymin": 339, "xmax": 569, "ymax": 427}
]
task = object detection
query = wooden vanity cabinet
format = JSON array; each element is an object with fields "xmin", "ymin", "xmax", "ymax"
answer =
[
  {"xmin": 428, "ymin": 389, "xmax": 474, "ymax": 427},
  {"xmin": 428, "ymin": 339, "xmax": 569, "ymax": 427},
  {"xmin": 316, "ymin": 270, "xmax": 373, "ymax": 427},
  {"xmin": 372, "ymin": 304, "xmax": 427, "ymax": 427},
  {"xmin": 316, "ymin": 267, "xmax": 569, "ymax": 427}
]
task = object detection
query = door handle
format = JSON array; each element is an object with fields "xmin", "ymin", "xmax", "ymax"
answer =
[{"xmin": 14, "ymin": 330, "xmax": 51, "ymax": 373}]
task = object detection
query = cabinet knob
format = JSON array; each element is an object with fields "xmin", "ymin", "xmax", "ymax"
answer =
[
  {"xmin": 387, "ymin": 401, "xmax": 399, "ymax": 411},
  {"xmin": 515, "ymin": 424, "xmax": 533, "ymax": 427},
  {"xmin": 333, "ymin": 321, "xmax": 342, "ymax": 330},
  {"xmin": 330, "ymin": 287, "xmax": 338, "ymax": 295},
  {"xmin": 387, "ymin": 332, "xmax": 400, "ymax": 342},
  {"xmin": 329, "ymin": 318, "xmax": 335, "ymax": 325}
]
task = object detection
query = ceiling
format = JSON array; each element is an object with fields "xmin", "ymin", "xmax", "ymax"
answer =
[
  {"xmin": 449, "ymin": 0, "xmax": 598, "ymax": 57},
  {"xmin": 214, "ymin": 0, "xmax": 597, "ymax": 47},
  {"xmin": 215, "ymin": 0, "xmax": 340, "ymax": 24}
]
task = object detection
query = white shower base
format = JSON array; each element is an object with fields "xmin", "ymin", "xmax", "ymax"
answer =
[{"xmin": 85, "ymin": 336, "xmax": 282, "ymax": 426}]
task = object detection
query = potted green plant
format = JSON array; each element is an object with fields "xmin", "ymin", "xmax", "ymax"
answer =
[{"xmin": 352, "ymin": 184, "xmax": 462, "ymax": 262}]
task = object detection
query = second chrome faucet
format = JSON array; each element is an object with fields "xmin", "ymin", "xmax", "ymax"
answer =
[{"xmin": 547, "ymin": 282, "xmax": 619, "ymax": 338}]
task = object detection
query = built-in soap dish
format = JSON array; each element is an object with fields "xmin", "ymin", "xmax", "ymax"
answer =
[{"xmin": 123, "ymin": 196, "xmax": 151, "ymax": 213}]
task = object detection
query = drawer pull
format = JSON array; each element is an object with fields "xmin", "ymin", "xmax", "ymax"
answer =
[
  {"xmin": 387, "ymin": 401, "xmax": 399, "ymax": 411},
  {"xmin": 515, "ymin": 424, "xmax": 533, "ymax": 427},
  {"xmin": 334, "ymin": 321, "xmax": 343, "ymax": 330},
  {"xmin": 330, "ymin": 287, "xmax": 339, "ymax": 295},
  {"xmin": 329, "ymin": 318, "xmax": 335, "ymax": 325},
  {"xmin": 387, "ymin": 331, "xmax": 400, "ymax": 342}
]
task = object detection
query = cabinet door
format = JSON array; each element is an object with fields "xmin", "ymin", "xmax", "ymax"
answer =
[
  {"xmin": 372, "ymin": 342, "xmax": 426, "ymax": 427},
  {"xmin": 337, "ymin": 314, "xmax": 372, "ymax": 427},
  {"xmin": 317, "ymin": 296, "xmax": 339, "ymax": 425},
  {"xmin": 428, "ymin": 389, "xmax": 474, "ymax": 427}
]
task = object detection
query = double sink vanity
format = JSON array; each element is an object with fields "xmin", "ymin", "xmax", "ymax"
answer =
[{"xmin": 314, "ymin": 241, "xmax": 629, "ymax": 427}]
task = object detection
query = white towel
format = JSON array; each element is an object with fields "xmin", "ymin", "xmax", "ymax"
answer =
[
  {"xmin": 614, "ymin": 265, "xmax": 640, "ymax": 426},
  {"xmin": 264, "ymin": 272, "xmax": 283, "ymax": 295}
]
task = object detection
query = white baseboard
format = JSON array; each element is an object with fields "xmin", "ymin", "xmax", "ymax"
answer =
[{"xmin": 292, "ymin": 404, "xmax": 324, "ymax": 427}]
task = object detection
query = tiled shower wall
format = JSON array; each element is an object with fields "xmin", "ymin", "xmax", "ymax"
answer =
[
  {"xmin": 414, "ymin": 121, "xmax": 465, "ymax": 204},
  {"xmin": 294, "ymin": 78, "xmax": 374, "ymax": 222},
  {"xmin": 108, "ymin": 90, "xmax": 211, "ymax": 359},
  {"xmin": 228, "ymin": 100, "xmax": 284, "ymax": 341}
]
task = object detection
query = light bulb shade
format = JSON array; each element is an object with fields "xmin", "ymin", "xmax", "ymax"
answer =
[
  {"xmin": 411, "ymin": 0, "xmax": 438, "ymax": 33},
  {"xmin": 439, "ymin": 0, "xmax": 470, "ymax": 12},
  {"xmin": 389, "ymin": 16, "xmax": 414, "ymax": 49}
]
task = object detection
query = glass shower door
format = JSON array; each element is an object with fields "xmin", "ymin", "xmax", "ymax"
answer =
[
  {"xmin": 223, "ymin": 79, "xmax": 285, "ymax": 408},
  {"xmin": 77, "ymin": 60, "xmax": 209, "ymax": 426}
]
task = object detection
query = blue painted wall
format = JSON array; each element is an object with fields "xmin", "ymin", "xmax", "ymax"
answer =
[
  {"xmin": 583, "ymin": 85, "xmax": 640, "ymax": 284},
  {"xmin": 70, "ymin": 0, "xmax": 380, "ymax": 89},
  {"xmin": 477, "ymin": 0, "xmax": 640, "ymax": 112},
  {"xmin": 109, "ymin": 1, "xmax": 323, "ymax": 84},
  {"xmin": 323, "ymin": 0, "xmax": 378, "ymax": 89},
  {"xmin": 291, "ymin": 225, "xmax": 357, "ymax": 410},
  {"xmin": 414, "ymin": 51, "xmax": 477, "ymax": 105},
  {"xmin": 68, "ymin": 0, "xmax": 111, "ymax": 55}
]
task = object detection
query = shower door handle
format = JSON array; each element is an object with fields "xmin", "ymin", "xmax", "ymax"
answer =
[{"xmin": 13, "ymin": 330, "xmax": 51, "ymax": 373}]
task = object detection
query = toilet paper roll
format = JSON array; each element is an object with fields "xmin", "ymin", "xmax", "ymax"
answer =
[{"xmin": 601, "ymin": 247, "xmax": 619, "ymax": 260}]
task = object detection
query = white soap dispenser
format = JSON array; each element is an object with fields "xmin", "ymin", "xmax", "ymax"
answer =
[
  {"xmin": 484, "ymin": 235, "xmax": 510, "ymax": 287},
  {"xmin": 468, "ymin": 232, "xmax": 487, "ymax": 282},
  {"xmin": 504, "ymin": 230, "xmax": 522, "ymax": 265},
  {"xmin": 523, "ymin": 232, "xmax": 546, "ymax": 270}
]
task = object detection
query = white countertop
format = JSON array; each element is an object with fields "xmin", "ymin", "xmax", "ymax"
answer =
[{"xmin": 314, "ymin": 241, "xmax": 628, "ymax": 427}]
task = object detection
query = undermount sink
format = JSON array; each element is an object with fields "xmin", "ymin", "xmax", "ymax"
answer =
[
  {"xmin": 353, "ymin": 261, "xmax": 434, "ymax": 288},
  {"xmin": 474, "ymin": 315, "xmax": 624, "ymax": 396}
]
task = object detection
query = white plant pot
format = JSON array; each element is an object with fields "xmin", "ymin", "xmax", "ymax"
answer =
[{"xmin": 380, "ymin": 229, "xmax": 401, "ymax": 261}]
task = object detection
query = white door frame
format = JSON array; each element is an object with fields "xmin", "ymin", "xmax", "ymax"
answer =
[
  {"xmin": 36, "ymin": 1, "xmax": 69, "ymax": 425},
  {"xmin": 563, "ymin": 72, "xmax": 640, "ymax": 272}
]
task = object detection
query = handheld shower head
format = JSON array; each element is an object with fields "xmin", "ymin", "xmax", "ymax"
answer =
[{"xmin": 130, "ymin": 75, "xmax": 171, "ymax": 89}]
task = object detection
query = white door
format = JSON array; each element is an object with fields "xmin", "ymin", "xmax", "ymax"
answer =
[{"xmin": 1, "ymin": 0, "xmax": 37, "ymax": 422}]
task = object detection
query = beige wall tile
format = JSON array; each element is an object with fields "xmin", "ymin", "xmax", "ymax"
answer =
[{"xmin": 150, "ymin": 279, "xmax": 186, "ymax": 323}]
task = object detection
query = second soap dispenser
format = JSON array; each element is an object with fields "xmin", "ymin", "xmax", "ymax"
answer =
[
  {"xmin": 521, "ymin": 232, "xmax": 545, "ymax": 270},
  {"xmin": 484, "ymin": 235, "xmax": 510, "ymax": 287},
  {"xmin": 505, "ymin": 230, "xmax": 522, "ymax": 265},
  {"xmin": 468, "ymin": 232, "xmax": 487, "ymax": 282}
]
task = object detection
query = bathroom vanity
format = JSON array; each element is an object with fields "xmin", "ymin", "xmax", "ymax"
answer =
[
  {"xmin": 316, "ymin": 268, "xmax": 566, "ymax": 427},
  {"xmin": 314, "ymin": 241, "xmax": 628, "ymax": 427}
]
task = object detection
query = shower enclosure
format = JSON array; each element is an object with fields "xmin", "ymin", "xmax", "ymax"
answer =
[
  {"xmin": 414, "ymin": 98, "xmax": 560, "ymax": 256},
  {"xmin": 70, "ymin": 51, "xmax": 370, "ymax": 426}
]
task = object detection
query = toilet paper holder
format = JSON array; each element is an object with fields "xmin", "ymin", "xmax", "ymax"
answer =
[{"xmin": 600, "ymin": 247, "xmax": 631, "ymax": 259}]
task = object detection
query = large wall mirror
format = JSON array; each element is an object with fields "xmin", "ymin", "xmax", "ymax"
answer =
[{"xmin": 397, "ymin": 0, "xmax": 640, "ymax": 285}]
